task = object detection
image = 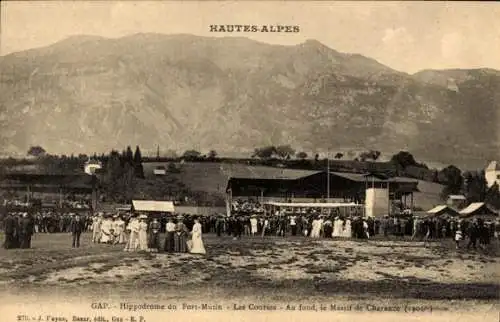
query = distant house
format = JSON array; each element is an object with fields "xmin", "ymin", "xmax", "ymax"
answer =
[
  {"xmin": 153, "ymin": 166, "xmax": 167, "ymax": 176},
  {"xmin": 485, "ymin": 161, "xmax": 500, "ymax": 191},
  {"xmin": 446, "ymin": 194, "xmax": 467, "ymax": 209}
]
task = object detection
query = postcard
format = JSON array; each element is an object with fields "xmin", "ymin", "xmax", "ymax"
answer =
[{"xmin": 0, "ymin": 1, "xmax": 499, "ymax": 322}]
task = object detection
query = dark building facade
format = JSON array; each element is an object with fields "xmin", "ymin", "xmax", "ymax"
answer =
[{"xmin": 227, "ymin": 171, "xmax": 419, "ymax": 206}]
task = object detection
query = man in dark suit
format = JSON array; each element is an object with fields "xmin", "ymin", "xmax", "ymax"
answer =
[
  {"xmin": 70, "ymin": 213, "xmax": 84, "ymax": 248},
  {"xmin": 3, "ymin": 212, "xmax": 17, "ymax": 249},
  {"xmin": 20, "ymin": 213, "xmax": 34, "ymax": 249},
  {"xmin": 467, "ymin": 219, "xmax": 479, "ymax": 250}
]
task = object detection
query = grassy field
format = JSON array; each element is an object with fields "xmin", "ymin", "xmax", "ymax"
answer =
[{"xmin": 0, "ymin": 232, "xmax": 498, "ymax": 311}]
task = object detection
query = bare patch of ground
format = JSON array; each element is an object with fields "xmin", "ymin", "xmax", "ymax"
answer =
[{"xmin": 0, "ymin": 233, "xmax": 498, "ymax": 306}]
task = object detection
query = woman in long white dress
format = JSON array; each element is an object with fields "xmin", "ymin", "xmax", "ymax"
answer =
[
  {"xmin": 332, "ymin": 217, "xmax": 342, "ymax": 237},
  {"xmin": 137, "ymin": 215, "xmax": 149, "ymax": 251},
  {"xmin": 318, "ymin": 216, "xmax": 325, "ymax": 238},
  {"xmin": 113, "ymin": 215, "xmax": 126, "ymax": 244},
  {"xmin": 343, "ymin": 218, "xmax": 352, "ymax": 238},
  {"xmin": 100, "ymin": 216, "xmax": 113, "ymax": 243},
  {"xmin": 91, "ymin": 214, "xmax": 102, "ymax": 243},
  {"xmin": 125, "ymin": 215, "xmax": 140, "ymax": 251},
  {"xmin": 250, "ymin": 215, "xmax": 258, "ymax": 236},
  {"xmin": 189, "ymin": 218, "xmax": 206, "ymax": 254},
  {"xmin": 310, "ymin": 217, "xmax": 321, "ymax": 238}
]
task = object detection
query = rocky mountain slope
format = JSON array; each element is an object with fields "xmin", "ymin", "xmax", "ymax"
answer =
[{"xmin": 0, "ymin": 33, "xmax": 498, "ymax": 169}]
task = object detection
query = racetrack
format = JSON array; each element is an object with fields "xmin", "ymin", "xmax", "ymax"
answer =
[{"xmin": 0, "ymin": 232, "xmax": 498, "ymax": 311}]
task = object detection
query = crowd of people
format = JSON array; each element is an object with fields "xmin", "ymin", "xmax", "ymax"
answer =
[
  {"xmin": 214, "ymin": 208, "xmax": 499, "ymax": 251},
  {"xmin": 90, "ymin": 212, "xmax": 206, "ymax": 254},
  {"xmin": 2, "ymin": 212, "xmax": 35, "ymax": 249},
  {"xmin": 2, "ymin": 206, "xmax": 499, "ymax": 253}
]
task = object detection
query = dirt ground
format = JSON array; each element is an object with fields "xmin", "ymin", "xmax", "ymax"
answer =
[{"xmin": 0, "ymin": 232, "xmax": 498, "ymax": 312}]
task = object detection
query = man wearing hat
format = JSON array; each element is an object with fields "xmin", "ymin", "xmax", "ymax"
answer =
[
  {"xmin": 148, "ymin": 217, "xmax": 161, "ymax": 252},
  {"xmin": 164, "ymin": 217, "xmax": 176, "ymax": 252},
  {"xmin": 19, "ymin": 212, "xmax": 34, "ymax": 249},
  {"xmin": 215, "ymin": 215, "xmax": 224, "ymax": 237},
  {"xmin": 70, "ymin": 213, "xmax": 84, "ymax": 248},
  {"xmin": 3, "ymin": 212, "xmax": 17, "ymax": 249},
  {"xmin": 174, "ymin": 215, "xmax": 188, "ymax": 253}
]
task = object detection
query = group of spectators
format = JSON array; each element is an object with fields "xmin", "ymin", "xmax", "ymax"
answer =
[
  {"xmin": 231, "ymin": 199, "xmax": 264, "ymax": 213},
  {"xmin": 2, "ymin": 205, "xmax": 499, "ymax": 252}
]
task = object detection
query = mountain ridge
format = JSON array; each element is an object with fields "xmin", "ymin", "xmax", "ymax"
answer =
[{"xmin": 0, "ymin": 33, "xmax": 498, "ymax": 169}]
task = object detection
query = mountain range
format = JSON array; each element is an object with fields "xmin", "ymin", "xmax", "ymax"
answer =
[{"xmin": 0, "ymin": 33, "xmax": 498, "ymax": 169}]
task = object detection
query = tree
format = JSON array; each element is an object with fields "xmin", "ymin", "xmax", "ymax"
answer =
[
  {"xmin": 358, "ymin": 150, "xmax": 381, "ymax": 162},
  {"xmin": 133, "ymin": 146, "xmax": 145, "ymax": 179},
  {"xmin": 485, "ymin": 183, "xmax": 500, "ymax": 209},
  {"xmin": 207, "ymin": 150, "xmax": 218, "ymax": 159},
  {"xmin": 275, "ymin": 145, "xmax": 295, "ymax": 160},
  {"xmin": 390, "ymin": 151, "xmax": 417, "ymax": 168},
  {"xmin": 27, "ymin": 146, "xmax": 46, "ymax": 157},
  {"xmin": 125, "ymin": 146, "xmax": 134, "ymax": 164},
  {"xmin": 432, "ymin": 169, "xmax": 439, "ymax": 183},
  {"xmin": 334, "ymin": 153, "xmax": 344, "ymax": 159},
  {"xmin": 438, "ymin": 165, "xmax": 463, "ymax": 199},
  {"xmin": 182, "ymin": 150, "xmax": 202, "ymax": 160},
  {"xmin": 464, "ymin": 171, "xmax": 488, "ymax": 204},
  {"xmin": 252, "ymin": 146, "xmax": 276, "ymax": 159},
  {"xmin": 167, "ymin": 162, "xmax": 181, "ymax": 173},
  {"xmin": 296, "ymin": 151, "xmax": 308, "ymax": 160},
  {"xmin": 102, "ymin": 151, "xmax": 126, "ymax": 201}
]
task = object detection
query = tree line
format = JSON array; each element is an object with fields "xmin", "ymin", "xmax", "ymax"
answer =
[{"xmin": 3, "ymin": 144, "xmax": 500, "ymax": 209}]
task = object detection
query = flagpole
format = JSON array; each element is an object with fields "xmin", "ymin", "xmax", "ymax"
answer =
[{"xmin": 327, "ymin": 151, "xmax": 330, "ymax": 202}]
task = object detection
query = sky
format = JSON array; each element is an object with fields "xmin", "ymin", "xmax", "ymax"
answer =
[{"xmin": 1, "ymin": 1, "xmax": 500, "ymax": 74}]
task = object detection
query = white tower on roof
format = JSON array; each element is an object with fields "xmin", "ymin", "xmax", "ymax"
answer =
[{"xmin": 485, "ymin": 161, "xmax": 500, "ymax": 191}]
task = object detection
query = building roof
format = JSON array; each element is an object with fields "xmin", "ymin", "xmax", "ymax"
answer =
[
  {"xmin": 486, "ymin": 161, "xmax": 500, "ymax": 172},
  {"xmin": 428, "ymin": 205, "xmax": 448, "ymax": 214},
  {"xmin": 427, "ymin": 205, "xmax": 460, "ymax": 217},
  {"xmin": 329, "ymin": 171, "xmax": 418, "ymax": 184},
  {"xmin": 459, "ymin": 202, "xmax": 484, "ymax": 215},
  {"xmin": 143, "ymin": 162, "xmax": 321, "ymax": 195},
  {"xmin": 229, "ymin": 168, "xmax": 321, "ymax": 180},
  {"xmin": 132, "ymin": 200, "xmax": 175, "ymax": 212},
  {"xmin": 459, "ymin": 202, "xmax": 498, "ymax": 217}
]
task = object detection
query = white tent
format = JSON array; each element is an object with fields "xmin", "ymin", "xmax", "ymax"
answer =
[
  {"xmin": 426, "ymin": 205, "xmax": 460, "ymax": 217},
  {"xmin": 459, "ymin": 202, "xmax": 498, "ymax": 218},
  {"xmin": 132, "ymin": 200, "xmax": 175, "ymax": 212}
]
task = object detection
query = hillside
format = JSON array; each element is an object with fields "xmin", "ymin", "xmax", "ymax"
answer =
[{"xmin": 0, "ymin": 34, "xmax": 498, "ymax": 169}]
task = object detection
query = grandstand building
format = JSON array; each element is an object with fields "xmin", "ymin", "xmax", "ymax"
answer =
[{"xmin": 226, "ymin": 170, "xmax": 419, "ymax": 213}]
